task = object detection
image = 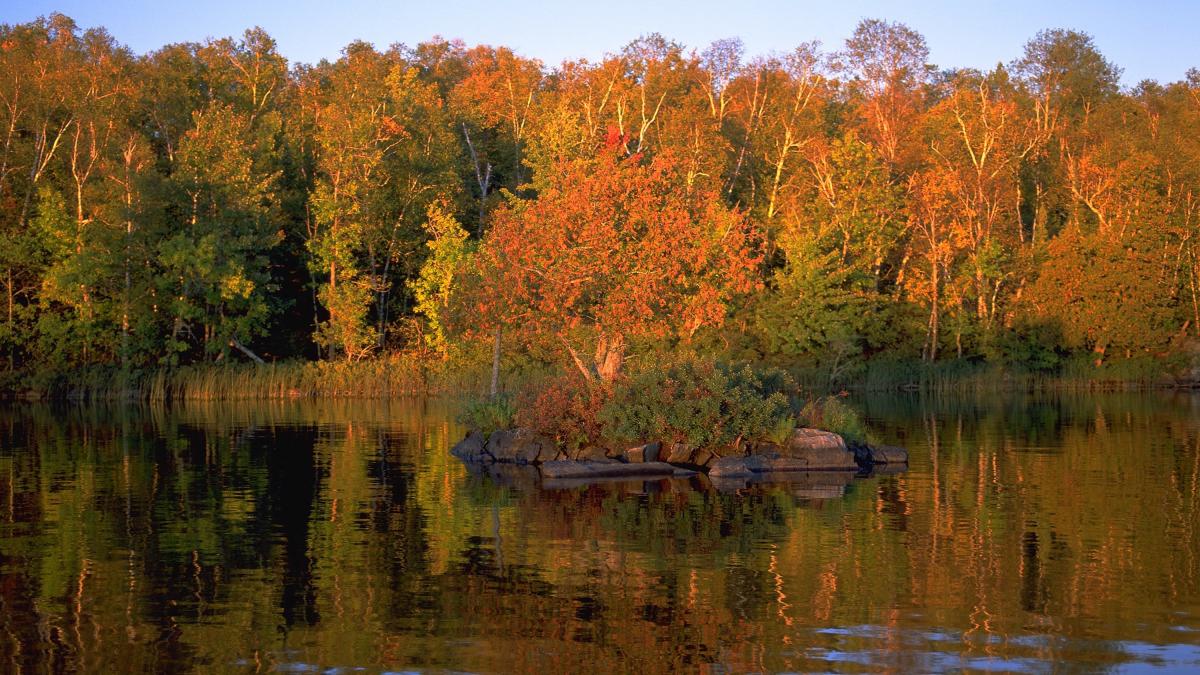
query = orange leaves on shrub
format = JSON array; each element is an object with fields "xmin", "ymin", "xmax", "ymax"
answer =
[{"xmin": 514, "ymin": 374, "xmax": 607, "ymax": 452}]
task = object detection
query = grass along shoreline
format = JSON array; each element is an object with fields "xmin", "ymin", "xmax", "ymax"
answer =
[
  {"xmin": 6, "ymin": 355, "xmax": 506, "ymax": 402},
  {"xmin": 3, "ymin": 352, "xmax": 1195, "ymax": 402}
]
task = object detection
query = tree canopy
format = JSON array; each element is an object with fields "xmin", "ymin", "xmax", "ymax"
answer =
[{"xmin": 1, "ymin": 14, "xmax": 1197, "ymax": 386}]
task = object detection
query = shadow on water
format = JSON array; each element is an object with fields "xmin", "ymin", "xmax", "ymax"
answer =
[{"xmin": 0, "ymin": 392, "xmax": 1198, "ymax": 672}]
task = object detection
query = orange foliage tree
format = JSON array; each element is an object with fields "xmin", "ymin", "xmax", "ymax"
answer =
[{"xmin": 458, "ymin": 132, "xmax": 763, "ymax": 382}]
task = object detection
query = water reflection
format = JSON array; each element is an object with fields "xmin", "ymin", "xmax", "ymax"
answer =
[{"xmin": 0, "ymin": 393, "xmax": 1197, "ymax": 672}]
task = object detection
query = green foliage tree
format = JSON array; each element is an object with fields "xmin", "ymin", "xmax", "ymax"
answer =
[
  {"xmin": 158, "ymin": 102, "xmax": 283, "ymax": 363},
  {"xmin": 409, "ymin": 201, "xmax": 470, "ymax": 354}
]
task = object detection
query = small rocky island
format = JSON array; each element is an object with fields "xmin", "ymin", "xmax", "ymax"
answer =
[{"xmin": 451, "ymin": 425, "xmax": 907, "ymax": 485}]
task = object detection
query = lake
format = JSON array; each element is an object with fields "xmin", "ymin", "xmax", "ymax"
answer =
[{"xmin": 1, "ymin": 392, "xmax": 1198, "ymax": 672}]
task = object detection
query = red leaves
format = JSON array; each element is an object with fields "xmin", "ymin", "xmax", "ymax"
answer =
[
  {"xmin": 604, "ymin": 125, "xmax": 625, "ymax": 150},
  {"xmin": 466, "ymin": 145, "xmax": 761, "ymax": 354}
]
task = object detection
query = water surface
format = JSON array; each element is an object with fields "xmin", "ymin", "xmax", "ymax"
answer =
[{"xmin": 1, "ymin": 393, "xmax": 1198, "ymax": 672}]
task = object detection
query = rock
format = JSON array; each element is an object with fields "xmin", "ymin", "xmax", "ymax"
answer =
[
  {"xmin": 708, "ymin": 476, "xmax": 751, "ymax": 492},
  {"xmin": 540, "ymin": 460, "xmax": 678, "ymax": 480},
  {"xmin": 1176, "ymin": 339, "xmax": 1200, "ymax": 386},
  {"xmin": 624, "ymin": 441, "xmax": 661, "ymax": 463},
  {"xmin": 711, "ymin": 446, "xmax": 858, "ymax": 476},
  {"xmin": 785, "ymin": 427, "xmax": 849, "ymax": 453},
  {"xmin": 869, "ymin": 445, "xmax": 909, "ymax": 464},
  {"xmin": 754, "ymin": 428, "xmax": 857, "ymax": 470},
  {"xmin": 450, "ymin": 431, "xmax": 489, "ymax": 463},
  {"xmin": 665, "ymin": 443, "xmax": 693, "ymax": 464},
  {"xmin": 486, "ymin": 428, "xmax": 557, "ymax": 464},
  {"xmin": 691, "ymin": 448, "xmax": 715, "ymax": 468},
  {"xmin": 749, "ymin": 440, "xmax": 784, "ymax": 456},
  {"xmin": 848, "ymin": 442, "xmax": 873, "ymax": 466},
  {"xmin": 485, "ymin": 429, "xmax": 517, "ymax": 460},
  {"xmin": 572, "ymin": 445, "xmax": 618, "ymax": 462},
  {"xmin": 708, "ymin": 455, "xmax": 767, "ymax": 477},
  {"xmin": 754, "ymin": 454, "xmax": 814, "ymax": 472}
]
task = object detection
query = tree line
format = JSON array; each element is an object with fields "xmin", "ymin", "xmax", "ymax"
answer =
[{"xmin": 1, "ymin": 14, "xmax": 1197, "ymax": 385}]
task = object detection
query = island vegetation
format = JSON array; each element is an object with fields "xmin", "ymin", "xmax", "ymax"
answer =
[{"xmin": 1, "ymin": 13, "xmax": 1198, "ymax": 405}]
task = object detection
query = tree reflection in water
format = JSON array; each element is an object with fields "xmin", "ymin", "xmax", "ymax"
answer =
[{"xmin": 0, "ymin": 393, "xmax": 1197, "ymax": 672}]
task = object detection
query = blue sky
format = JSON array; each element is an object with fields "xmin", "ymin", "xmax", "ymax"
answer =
[{"xmin": 4, "ymin": 1, "xmax": 1197, "ymax": 85}]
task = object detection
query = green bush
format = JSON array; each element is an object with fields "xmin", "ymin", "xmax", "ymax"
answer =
[
  {"xmin": 456, "ymin": 394, "xmax": 517, "ymax": 436},
  {"xmin": 765, "ymin": 413, "xmax": 798, "ymax": 446},
  {"xmin": 597, "ymin": 356, "xmax": 794, "ymax": 449},
  {"xmin": 798, "ymin": 395, "xmax": 869, "ymax": 445}
]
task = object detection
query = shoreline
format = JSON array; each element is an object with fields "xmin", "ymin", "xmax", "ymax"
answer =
[
  {"xmin": 3, "ymin": 372, "xmax": 1196, "ymax": 402},
  {"xmin": 2, "ymin": 353, "xmax": 1197, "ymax": 402}
]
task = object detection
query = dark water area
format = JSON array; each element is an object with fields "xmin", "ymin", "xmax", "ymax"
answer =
[{"xmin": 1, "ymin": 392, "xmax": 1198, "ymax": 673}]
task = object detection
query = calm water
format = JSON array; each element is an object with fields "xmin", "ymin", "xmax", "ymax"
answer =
[{"xmin": 1, "ymin": 393, "xmax": 1198, "ymax": 673}]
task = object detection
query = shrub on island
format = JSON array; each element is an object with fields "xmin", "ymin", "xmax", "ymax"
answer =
[{"xmin": 451, "ymin": 355, "xmax": 907, "ymax": 476}]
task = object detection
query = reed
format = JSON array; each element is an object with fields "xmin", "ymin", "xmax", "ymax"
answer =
[
  {"xmin": 150, "ymin": 356, "xmax": 487, "ymax": 400},
  {"xmin": 790, "ymin": 355, "xmax": 1178, "ymax": 395},
  {"xmin": 7, "ymin": 349, "xmax": 1183, "ymax": 402},
  {"xmin": 27, "ymin": 346, "xmax": 561, "ymax": 401}
]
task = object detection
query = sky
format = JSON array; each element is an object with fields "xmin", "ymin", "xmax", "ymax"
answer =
[{"xmin": 3, "ymin": 1, "xmax": 1198, "ymax": 86}]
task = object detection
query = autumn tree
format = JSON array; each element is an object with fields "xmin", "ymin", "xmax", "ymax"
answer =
[
  {"xmin": 0, "ymin": 15, "xmax": 88, "ymax": 369},
  {"xmin": 1025, "ymin": 226, "xmax": 1176, "ymax": 361},
  {"xmin": 756, "ymin": 131, "xmax": 904, "ymax": 369},
  {"xmin": 1013, "ymin": 29, "xmax": 1122, "ymax": 243},
  {"xmin": 839, "ymin": 19, "xmax": 932, "ymax": 168},
  {"xmin": 1142, "ymin": 73, "xmax": 1200, "ymax": 336},
  {"xmin": 905, "ymin": 167, "xmax": 962, "ymax": 361},
  {"xmin": 922, "ymin": 69, "xmax": 1038, "ymax": 344},
  {"xmin": 727, "ymin": 45, "xmax": 826, "ymax": 239},
  {"xmin": 524, "ymin": 35, "xmax": 724, "ymax": 196},
  {"xmin": 451, "ymin": 45, "xmax": 542, "ymax": 224},
  {"xmin": 458, "ymin": 133, "xmax": 762, "ymax": 382}
]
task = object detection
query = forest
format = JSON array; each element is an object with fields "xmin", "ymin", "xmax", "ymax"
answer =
[{"xmin": 1, "ymin": 13, "xmax": 1198, "ymax": 395}]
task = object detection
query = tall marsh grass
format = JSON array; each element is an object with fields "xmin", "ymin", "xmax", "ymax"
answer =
[
  {"xmin": 150, "ymin": 355, "xmax": 521, "ymax": 400},
  {"xmin": 19, "ymin": 352, "xmax": 545, "ymax": 401},
  {"xmin": 791, "ymin": 355, "xmax": 1180, "ymax": 395},
  {"xmin": 9, "ymin": 348, "xmax": 1187, "ymax": 402}
]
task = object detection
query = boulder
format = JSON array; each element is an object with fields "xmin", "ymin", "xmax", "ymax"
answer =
[
  {"xmin": 848, "ymin": 442, "xmax": 873, "ymax": 466},
  {"xmin": 754, "ymin": 428, "xmax": 857, "ymax": 470},
  {"xmin": 624, "ymin": 441, "xmax": 661, "ymax": 463},
  {"xmin": 754, "ymin": 454, "xmax": 815, "ymax": 472},
  {"xmin": 540, "ymin": 460, "xmax": 678, "ymax": 480},
  {"xmin": 708, "ymin": 455, "xmax": 767, "ymax": 478},
  {"xmin": 486, "ymin": 428, "xmax": 559, "ymax": 464},
  {"xmin": 748, "ymin": 440, "xmax": 783, "ymax": 456},
  {"xmin": 786, "ymin": 427, "xmax": 849, "ymax": 453},
  {"xmin": 710, "ymin": 448, "xmax": 856, "ymax": 476},
  {"xmin": 484, "ymin": 428, "xmax": 517, "ymax": 460},
  {"xmin": 869, "ymin": 445, "xmax": 909, "ymax": 464},
  {"xmin": 450, "ymin": 431, "xmax": 490, "ymax": 463},
  {"xmin": 690, "ymin": 448, "xmax": 716, "ymax": 468},
  {"xmin": 665, "ymin": 443, "xmax": 693, "ymax": 464},
  {"xmin": 571, "ymin": 445, "xmax": 619, "ymax": 462}
]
